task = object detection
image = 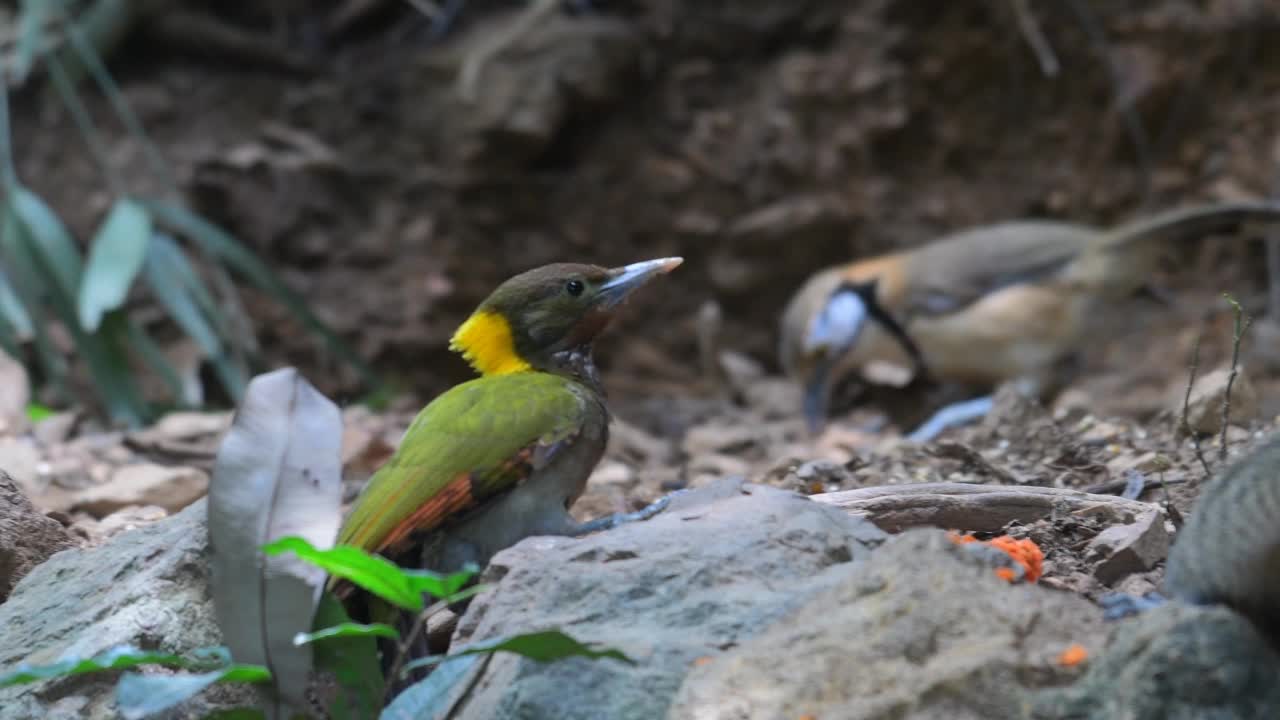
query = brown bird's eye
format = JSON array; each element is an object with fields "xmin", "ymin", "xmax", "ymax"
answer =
[{"xmin": 565, "ymin": 279, "xmax": 585, "ymax": 296}]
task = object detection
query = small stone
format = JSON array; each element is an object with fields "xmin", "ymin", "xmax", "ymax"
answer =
[
  {"xmin": 70, "ymin": 463, "xmax": 209, "ymax": 517},
  {"xmin": 588, "ymin": 460, "xmax": 635, "ymax": 488},
  {"xmin": 1085, "ymin": 508, "xmax": 1170, "ymax": 585}
]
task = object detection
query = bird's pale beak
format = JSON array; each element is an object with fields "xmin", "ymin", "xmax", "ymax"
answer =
[{"xmin": 598, "ymin": 257, "xmax": 684, "ymax": 309}]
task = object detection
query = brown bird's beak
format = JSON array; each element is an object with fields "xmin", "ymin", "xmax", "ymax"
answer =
[{"xmin": 597, "ymin": 257, "xmax": 684, "ymax": 309}]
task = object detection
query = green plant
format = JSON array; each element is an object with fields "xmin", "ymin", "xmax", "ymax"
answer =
[{"xmin": 0, "ymin": 3, "xmax": 378, "ymax": 426}]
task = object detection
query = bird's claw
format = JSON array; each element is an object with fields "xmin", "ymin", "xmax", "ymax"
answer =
[
  {"xmin": 1098, "ymin": 590, "xmax": 1168, "ymax": 621},
  {"xmin": 570, "ymin": 490, "xmax": 685, "ymax": 536}
]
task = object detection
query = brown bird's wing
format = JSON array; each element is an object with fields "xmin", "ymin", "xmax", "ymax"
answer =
[{"xmin": 895, "ymin": 221, "xmax": 1098, "ymax": 318}]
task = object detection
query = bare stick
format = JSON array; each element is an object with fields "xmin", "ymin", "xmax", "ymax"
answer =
[
  {"xmin": 1009, "ymin": 0, "xmax": 1059, "ymax": 77},
  {"xmin": 1180, "ymin": 331, "xmax": 1212, "ymax": 477},
  {"xmin": 1064, "ymin": 0, "xmax": 1154, "ymax": 203},
  {"xmin": 1219, "ymin": 293, "xmax": 1253, "ymax": 461},
  {"xmin": 383, "ymin": 598, "xmax": 450, "ymax": 704},
  {"xmin": 456, "ymin": 0, "xmax": 560, "ymax": 103}
]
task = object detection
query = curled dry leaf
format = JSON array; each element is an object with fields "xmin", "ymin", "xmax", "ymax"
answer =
[{"xmin": 207, "ymin": 367, "xmax": 344, "ymax": 717}]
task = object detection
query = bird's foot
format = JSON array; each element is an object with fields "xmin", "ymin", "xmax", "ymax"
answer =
[
  {"xmin": 905, "ymin": 395, "xmax": 995, "ymax": 443},
  {"xmin": 1097, "ymin": 591, "xmax": 1168, "ymax": 621},
  {"xmin": 570, "ymin": 490, "xmax": 685, "ymax": 536}
]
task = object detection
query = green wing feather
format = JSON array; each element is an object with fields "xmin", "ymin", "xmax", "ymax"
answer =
[{"xmin": 337, "ymin": 372, "xmax": 590, "ymax": 554}]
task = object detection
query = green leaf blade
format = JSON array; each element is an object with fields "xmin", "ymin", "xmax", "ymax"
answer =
[
  {"xmin": 78, "ymin": 198, "xmax": 152, "ymax": 331},
  {"xmin": 403, "ymin": 565, "xmax": 478, "ymax": 600},
  {"xmin": 293, "ymin": 622, "xmax": 399, "ymax": 646},
  {"xmin": 261, "ymin": 536, "xmax": 422, "ymax": 612},
  {"xmin": 145, "ymin": 200, "xmax": 380, "ymax": 390},
  {"xmin": 11, "ymin": 187, "xmax": 83, "ymax": 303},
  {"xmin": 0, "ymin": 646, "xmax": 188, "ymax": 687},
  {"xmin": 114, "ymin": 665, "xmax": 271, "ymax": 720}
]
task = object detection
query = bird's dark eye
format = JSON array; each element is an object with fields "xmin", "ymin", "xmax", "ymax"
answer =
[{"xmin": 565, "ymin": 279, "xmax": 585, "ymax": 296}]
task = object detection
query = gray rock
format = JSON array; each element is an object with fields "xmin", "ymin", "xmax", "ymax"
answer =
[
  {"xmin": 1085, "ymin": 506, "xmax": 1169, "ymax": 585},
  {"xmin": 0, "ymin": 498, "xmax": 260, "ymax": 719},
  {"xmin": 668, "ymin": 529, "xmax": 1108, "ymax": 720},
  {"xmin": 0, "ymin": 470, "xmax": 75, "ymax": 602},
  {"xmin": 433, "ymin": 478, "xmax": 890, "ymax": 720},
  {"xmin": 1031, "ymin": 602, "xmax": 1280, "ymax": 720}
]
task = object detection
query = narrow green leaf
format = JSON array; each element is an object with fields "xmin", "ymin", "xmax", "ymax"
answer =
[
  {"xmin": 0, "ymin": 268, "xmax": 33, "ymax": 340},
  {"xmin": 14, "ymin": 0, "xmax": 61, "ymax": 81},
  {"xmin": 0, "ymin": 311, "xmax": 18, "ymax": 356},
  {"xmin": 0, "ymin": 646, "xmax": 189, "ymax": 687},
  {"xmin": 144, "ymin": 234, "xmax": 246, "ymax": 400},
  {"xmin": 204, "ymin": 709, "xmax": 269, "ymax": 720},
  {"xmin": 403, "ymin": 565, "xmax": 479, "ymax": 600},
  {"xmin": 401, "ymin": 630, "xmax": 636, "ymax": 676},
  {"xmin": 149, "ymin": 234, "xmax": 225, "ymax": 337},
  {"xmin": 293, "ymin": 622, "xmax": 399, "ymax": 646},
  {"xmin": 26, "ymin": 404, "xmax": 54, "ymax": 422},
  {"xmin": 11, "ymin": 187, "xmax": 83, "ymax": 302},
  {"xmin": 78, "ymin": 311, "xmax": 150, "ymax": 426},
  {"xmin": 312, "ymin": 593, "xmax": 385, "ymax": 720},
  {"xmin": 0, "ymin": 202, "xmax": 69, "ymax": 394},
  {"xmin": 380, "ymin": 654, "xmax": 484, "ymax": 720},
  {"xmin": 145, "ymin": 200, "xmax": 380, "ymax": 389},
  {"xmin": 79, "ymin": 198, "xmax": 152, "ymax": 331},
  {"xmin": 261, "ymin": 536, "xmax": 422, "ymax": 612},
  {"xmin": 115, "ymin": 665, "xmax": 272, "ymax": 720},
  {"xmin": 8, "ymin": 191, "xmax": 149, "ymax": 425}
]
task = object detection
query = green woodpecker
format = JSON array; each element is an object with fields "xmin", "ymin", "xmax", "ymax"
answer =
[{"xmin": 335, "ymin": 257, "xmax": 683, "ymax": 588}]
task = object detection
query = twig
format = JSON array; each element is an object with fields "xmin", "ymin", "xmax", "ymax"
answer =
[
  {"xmin": 1064, "ymin": 0, "xmax": 1154, "ymax": 204},
  {"xmin": 1009, "ymin": 0, "xmax": 1059, "ymax": 77},
  {"xmin": 1180, "ymin": 331, "xmax": 1212, "ymax": 476},
  {"xmin": 383, "ymin": 598, "xmax": 450, "ymax": 704},
  {"xmin": 43, "ymin": 55, "xmax": 123, "ymax": 195},
  {"xmin": 456, "ymin": 0, "xmax": 560, "ymax": 103},
  {"xmin": 1219, "ymin": 293, "xmax": 1253, "ymax": 461}
]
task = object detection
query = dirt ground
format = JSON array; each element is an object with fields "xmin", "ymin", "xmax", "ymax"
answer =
[{"xmin": 6, "ymin": 0, "xmax": 1280, "ymax": 646}]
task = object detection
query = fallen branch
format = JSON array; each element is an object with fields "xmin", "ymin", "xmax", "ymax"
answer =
[
  {"xmin": 456, "ymin": 0, "xmax": 560, "ymax": 103},
  {"xmin": 1009, "ymin": 0, "xmax": 1059, "ymax": 77},
  {"xmin": 809, "ymin": 482, "xmax": 1155, "ymax": 534}
]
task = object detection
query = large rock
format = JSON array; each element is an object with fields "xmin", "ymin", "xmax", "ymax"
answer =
[
  {"xmin": 430, "ymin": 478, "xmax": 890, "ymax": 720},
  {"xmin": 0, "ymin": 470, "xmax": 75, "ymax": 602},
  {"xmin": 1031, "ymin": 602, "xmax": 1280, "ymax": 719},
  {"xmin": 0, "ymin": 498, "xmax": 258, "ymax": 719},
  {"xmin": 668, "ymin": 529, "xmax": 1108, "ymax": 720}
]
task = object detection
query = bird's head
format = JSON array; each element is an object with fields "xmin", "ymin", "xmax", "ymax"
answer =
[
  {"xmin": 779, "ymin": 269, "xmax": 926, "ymax": 434},
  {"xmin": 450, "ymin": 257, "xmax": 683, "ymax": 381}
]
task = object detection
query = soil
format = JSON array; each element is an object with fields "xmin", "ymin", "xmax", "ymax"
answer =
[{"xmin": 6, "ymin": 0, "xmax": 1280, "ymax": 670}]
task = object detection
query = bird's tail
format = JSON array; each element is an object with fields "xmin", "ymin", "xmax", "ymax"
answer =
[{"xmin": 1065, "ymin": 200, "xmax": 1280, "ymax": 296}]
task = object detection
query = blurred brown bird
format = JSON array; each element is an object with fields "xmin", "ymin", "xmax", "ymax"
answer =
[{"xmin": 779, "ymin": 201, "xmax": 1280, "ymax": 440}]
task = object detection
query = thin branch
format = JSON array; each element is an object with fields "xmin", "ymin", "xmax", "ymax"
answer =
[
  {"xmin": 62, "ymin": 16, "xmax": 179, "ymax": 194},
  {"xmin": 383, "ymin": 598, "xmax": 449, "ymax": 704},
  {"xmin": 1219, "ymin": 293, "xmax": 1253, "ymax": 461},
  {"xmin": 1180, "ymin": 330, "xmax": 1212, "ymax": 477},
  {"xmin": 1010, "ymin": 0, "xmax": 1060, "ymax": 77},
  {"xmin": 456, "ymin": 0, "xmax": 559, "ymax": 103},
  {"xmin": 44, "ymin": 56, "xmax": 122, "ymax": 195},
  {"xmin": 1064, "ymin": 0, "xmax": 1154, "ymax": 204}
]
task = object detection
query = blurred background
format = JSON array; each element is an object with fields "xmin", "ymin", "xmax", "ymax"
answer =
[{"xmin": 3, "ymin": 0, "xmax": 1280, "ymax": 496}]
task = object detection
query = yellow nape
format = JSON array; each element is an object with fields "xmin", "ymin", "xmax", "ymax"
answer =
[{"xmin": 449, "ymin": 310, "xmax": 533, "ymax": 376}]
